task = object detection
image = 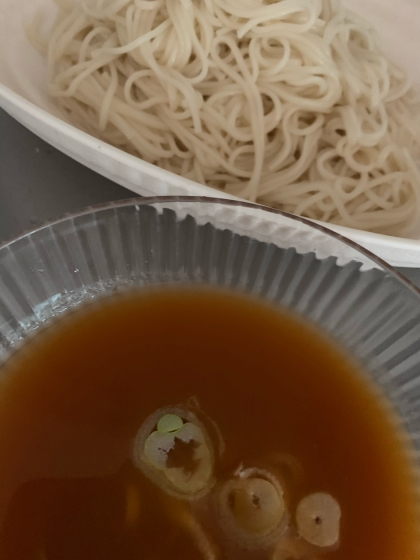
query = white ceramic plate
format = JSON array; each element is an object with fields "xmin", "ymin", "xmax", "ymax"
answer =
[{"xmin": 2, "ymin": 0, "xmax": 420, "ymax": 267}]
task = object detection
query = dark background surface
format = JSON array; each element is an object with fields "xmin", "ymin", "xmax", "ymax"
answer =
[{"xmin": 1, "ymin": 107, "xmax": 420, "ymax": 286}]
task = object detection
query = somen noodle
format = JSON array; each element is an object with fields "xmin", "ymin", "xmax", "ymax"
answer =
[{"xmin": 29, "ymin": 0, "xmax": 420, "ymax": 235}]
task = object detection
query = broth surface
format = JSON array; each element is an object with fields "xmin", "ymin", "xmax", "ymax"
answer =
[{"xmin": 0, "ymin": 287, "xmax": 418, "ymax": 559}]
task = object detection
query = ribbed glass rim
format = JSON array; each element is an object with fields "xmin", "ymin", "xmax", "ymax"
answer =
[{"xmin": 1, "ymin": 195, "xmax": 419, "ymax": 298}]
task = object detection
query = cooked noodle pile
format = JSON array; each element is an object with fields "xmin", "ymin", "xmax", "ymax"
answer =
[{"xmin": 34, "ymin": 0, "xmax": 420, "ymax": 234}]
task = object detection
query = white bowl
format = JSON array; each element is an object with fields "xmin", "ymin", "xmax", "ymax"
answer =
[{"xmin": 1, "ymin": 0, "xmax": 420, "ymax": 266}]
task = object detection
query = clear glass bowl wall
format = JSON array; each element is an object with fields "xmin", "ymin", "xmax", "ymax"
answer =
[{"xmin": 1, "ymin": 197, "xmax": 420, "ymax": 462}]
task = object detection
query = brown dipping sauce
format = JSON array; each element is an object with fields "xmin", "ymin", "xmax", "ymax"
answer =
[{"xmin": 0, "ymin": 287, "xmax": 418, "ymax": 559}]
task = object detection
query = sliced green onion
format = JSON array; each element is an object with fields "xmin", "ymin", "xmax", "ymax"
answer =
[
  {"xmin": 133, "ymin": 406, "xmax": 215, "ymax": 499},
  {"xmin": 157, "ymin": 414, "xmax": 184, "ymax": 434},
  {"xmin": 296, "ymin": 492, "xmax": 341, "ymax": 547}
]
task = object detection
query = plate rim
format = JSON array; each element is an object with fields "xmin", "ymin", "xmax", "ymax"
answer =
[{"xmin": 2, "ymin": 82, "xmax": 420, "ymax": 266}]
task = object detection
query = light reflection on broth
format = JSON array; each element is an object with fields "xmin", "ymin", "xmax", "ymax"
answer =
[{"xmin": 0, "ymin": 287, "xmax": 418, "ymax": 559}]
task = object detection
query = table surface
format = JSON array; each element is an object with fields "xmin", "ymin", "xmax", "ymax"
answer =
[{"xmin": 2, "ymin": 107, "xmax": 420, "ymax": 287}]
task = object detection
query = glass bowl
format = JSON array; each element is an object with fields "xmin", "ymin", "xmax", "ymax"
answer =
[{"xmin": 1, "ymin": 196, "xmax": 420, "ymax": 461}]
